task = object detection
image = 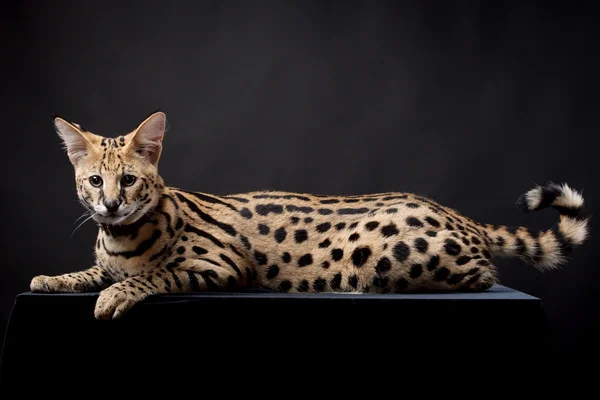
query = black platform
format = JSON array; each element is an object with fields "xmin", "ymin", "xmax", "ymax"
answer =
[{"xmin": 0, "ymin": 285, "xmax": 548, "ymax": 385}]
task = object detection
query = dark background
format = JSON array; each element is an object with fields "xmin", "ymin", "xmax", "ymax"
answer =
[{"xmin": 1, "ymin": 1, "xmax": 597, "ymax": 357}]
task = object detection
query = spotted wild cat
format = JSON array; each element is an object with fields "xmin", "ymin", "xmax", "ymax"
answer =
[{"xmin": 30, "ymin": 111, "xmax": 590, "ymax": 320}]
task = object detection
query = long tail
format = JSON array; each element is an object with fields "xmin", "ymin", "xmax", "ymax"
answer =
[{"xmin": 483, "ymin": 182, "xmax": 590, "ymax": 271}]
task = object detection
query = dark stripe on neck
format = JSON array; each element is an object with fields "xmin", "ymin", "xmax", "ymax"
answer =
[
  {"xmin": 183, "ymin": 224, "xmax": 225, "ymax": 248},
  {"xmin": 180, "ymin": 190, "xmax": 238, "ymax": 211},
  {"xmin": 102, "ymin": 229, "xmax": 161, "ymax": 258},
  {"xmin": 175, "ymin": 192, "xmax": 237, "ymax": 236}
]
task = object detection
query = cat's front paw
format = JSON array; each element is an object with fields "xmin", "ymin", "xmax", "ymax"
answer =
[
  {"xmin": 30, "ymin": 275, "xmax": 52, "ymax": 292},
  {"xmin": 94, "ymin": 285, "xmax": 144, "ymax": 320},
  {"xmin": 30, "ymin": 275, "xmax": 84, "ymax": 293}
]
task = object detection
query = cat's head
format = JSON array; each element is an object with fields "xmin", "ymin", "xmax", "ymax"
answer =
[{"xmin": 55, "ymin": 111, "xmax": 167, "ymax": 226}]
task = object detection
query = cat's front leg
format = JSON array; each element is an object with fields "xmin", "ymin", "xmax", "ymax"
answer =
[
  {"xmin": 94, "ymin": 259, "xmax": 242, "ymax": 320},
  {"xmin": 30, "ymin": 265, "xmax": 114, "ymax": 293}
]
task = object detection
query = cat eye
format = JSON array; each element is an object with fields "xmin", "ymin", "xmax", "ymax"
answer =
[
  {"xmin": 89, "ymin": 175, "xmax": 103, "ymax": 187},
  {"xmin": 121, "ymin": 175, "xmax": 136, "ymax": 186}
]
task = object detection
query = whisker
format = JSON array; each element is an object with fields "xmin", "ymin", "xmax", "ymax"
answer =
[
  {"xmin": 72, "ymin": 210, "xmax": 92, "ymax": 225},
  {"xmin": 71, "ymin": 212, "xmax": 97, "ymax": 237}
]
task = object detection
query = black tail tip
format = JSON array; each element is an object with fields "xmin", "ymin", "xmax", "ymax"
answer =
[{"xmin": 516, "ymin": 193, "xmax": 531, "ymax": 213}]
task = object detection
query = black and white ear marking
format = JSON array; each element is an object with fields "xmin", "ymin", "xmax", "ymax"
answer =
[
  {"xmin": 54, "ymin": 117, "xmax": 92, "ymax": 165},
  {"xmin": 129, "ymin": 111, "xmax": 166, "ymax": 165}
]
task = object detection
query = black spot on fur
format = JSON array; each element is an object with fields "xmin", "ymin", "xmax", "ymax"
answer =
[
  {"xmin": 426, "ymin": 230, "xmax": 437, "ymax": 237},
  {"xmin": 297, "ymin": 280, "xmax": 309, "ymax": 292},
  {"xmin": 373, "ymin": 276, "xmax": 389, "ymax": 288},
  {"xmin": 477, "ymin": 260, "xmax": 490, "ymax": 266},
  {"xmin": 472, "ymin": 237, "xmax": 481, "ymax": 245},
  {"xmin": 434, "ymin": 267, "xmax": 450, "ymax": 281},
  {"xmin": 278, "ymin": 280, "xmax": 292, "ymax": 292},
  {"xmin": 313, "ymin": 278, "xmax": 327, "ymax": 291},
  {"xmin": 406, "ymin": 217, "xmax": 423, "ymax": 228},
  {"xmin": 335, "ymin": 223, "xmax": 346, "ymax": 230},
  {"xmin": 456, "ymin": 256, "xmax": 471, "ymax": 265},
  {"xmin": 348, "ymin": 275, "xmax": 358, "ymax": 289},
  {"xmin": 410, "ymin": 264, "xmax": 423, "ymax": 278},
  {"xmin": 320, "ymin": 199, "xmax": 339, "ymax": 204},
  {"xmin": 352, "ymin": 247, "xmax": 372, "ymax": 267},
  {"xmin": 240, "ymin": 236, "xmax": 252, "ymax": 250},
  {"xmin": 349, "ymin": 233, "xmax": 360, "ymax": 241},
  {"xmin": 316, "ymin": 222, "xmax": 331, "ymax": 233},
  {"xmin": 331, "ymin": 273, "xmax": 342, "ymax": 289},
  {"xmin": 177, "ymin": 246, "xmax": 185, "ymax": 254},
  {"xmin": 381, "ymin": 223, "xmax": 399, "ymax": 237},
  {"xmin": 318, "ymin": 238, "xmax": 331, "ymax": 248},
  {"xmin": 254, "ymin": 251, "xmax": 268, "ymax": 265},
  {"xmin": 446, "ymin": 223, "xmax": 454, "ymax": 230},
  {"xmin": 414, "ymin": 238, "xmax": 429, "ymax": 253},
  {"xmin": 322, "ymin": 261, "xmax": 330, "ymax": 269},
  {"xmin": 274, "ymin": 227, "xmax": 287, "ymax": 243},
  {"xmin": 461, "ymin": 237, "xmax": 470, "ymax": 245},
  {"xmin": 406, "ymin": 203, "xmax": 420, "ymax": 208},
  {"xmin": 393, "ymin": 241, "xmax": 410, "ymax": 262},
  {"xmin": 286, "ymin": 205, "xmax": 314, "ymax": 214},
  {"xmin": 395, "ymin": 278, "xmax": 409, "ymax": 290},
  {"xmin": 349, "ymin": 222, "xmax": 358, "ymax": 229},
  {"xmin": 298, "ymin": 254, "xmax": 313, "ymax": 267},
  {"xmin": 267, "ymin": 265, "xmax": 279, "ymax": 279},
  {"xmin": 447, "ymin": 273, "xmax": 466, "ymax": 285},
  {"xmin": 444, "ymin": 239, "xmax": 461, "ymax": 256},
  {"xmin": 295, "ymin": 229, "xmax": 308, "ymax": 243},
  {"xmin": 426, "ymin": 255, "xmax": 440, "ymax": 271},
  {"xmin": 425, "ymin": 217, "xmax": 440, "ymax": 227},
  {"xmin": 258, "ymin": 224, "xmax": 270, "ymax": 235},
  {"xmin": 344, "ymin": 199, "xmax": 360, "ymax": 203},
  {"xmin": 331, "ymin": 248, "xmax": 343, "ymax": 261},
  {"xmin": 255, "ymin": 204, "xmax": 283, "ymax": 216},
  {"xmin": 318, "ymin": 209, "xmax": 333, "ymax": 215},
  {"xmin": 281, "ymin": 252, "xmax": 291, "ymax": 263},
  {"xmin": 365, "ymin": 221, "xmax": 380, "ymax": 231},
  {"xmin": 338, "ymin": 208, "xmax": 369, "ymax": 215},
  {"xmin": 304, "ymin": 217, "xmax": 313, "ymax": 223},
  {"xmin": 471, "ymin": 247, "xmax": 480, "ymax": 253},
  {"xmin": 385, "ymin": 208, "xmax": 398, "ymax": 214},
  {"xmin": 482, "ymin": 250, "xmax": 491, "ymax": 259},
  {"xmin": 375, "ymin": 257, "xmax": 392, "ymax": 274},
  {"xmin": 290, "ymin": 217, "xmax": 300, "ymax": 224}
]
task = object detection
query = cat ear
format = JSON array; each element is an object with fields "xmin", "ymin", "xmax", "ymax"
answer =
[
  {"xmin": 54, "ymin": 117, "xmax": 93, "ymax": 165},
  {"xmin": 128, "ymin": 111, "xmax": 166, "ymax": 165}
]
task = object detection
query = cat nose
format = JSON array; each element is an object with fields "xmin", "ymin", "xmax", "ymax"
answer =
[{"xmin": 104, "ymin": 199, "xmax": 121, "ymax": 213}]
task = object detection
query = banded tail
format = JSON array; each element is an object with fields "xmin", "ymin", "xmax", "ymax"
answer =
[{"xmin": 484, "ymin": 183, "xmax": 589, "ymax": 271}]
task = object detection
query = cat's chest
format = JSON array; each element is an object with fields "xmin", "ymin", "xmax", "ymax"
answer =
[{"xmin": 95, "ymin": 227, "xmax": 173, "ymax": 278}]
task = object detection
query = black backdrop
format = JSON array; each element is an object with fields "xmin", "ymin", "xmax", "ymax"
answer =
[{"xmin": 1, "ymin": 1, "xmax": 597, "ymax": 357}]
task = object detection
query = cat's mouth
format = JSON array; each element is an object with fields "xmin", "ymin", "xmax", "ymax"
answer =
[
  {"xmin": 93, "ymin": 207, "xmax": 142, "ymax": 226},
  {"xmin": 94, "ymin": 214, "xmax": 132, "ymax": 226}
]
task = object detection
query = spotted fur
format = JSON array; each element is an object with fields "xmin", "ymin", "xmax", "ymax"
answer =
[{"xmin": 30, "ymin": 111, "xmax": 591, "ymax": 319}]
